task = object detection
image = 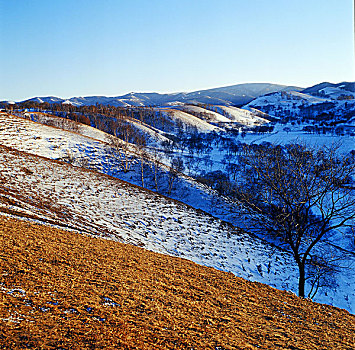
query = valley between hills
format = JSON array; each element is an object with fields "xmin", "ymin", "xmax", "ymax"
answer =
[{"xmin": 1, "ymin": 81, "xmax": 355, "ymax": 348}]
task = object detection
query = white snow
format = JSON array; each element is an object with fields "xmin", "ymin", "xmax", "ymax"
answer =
[
  {"xmin": 166, "ymin": 109, "xmax": 222, "ymax": 132},
  {"xmin": 319, "ymin": 87, "xmax": 355, "ymax": 99},
  {"xmin": 180, "ymin": 105, "xmax": 231, "ymax": 123},
  {"xmin": 218, "ymin": 106, "xmax": 270, "ymax": 126},
  {"xmin": 62, "ymin": 100, "xmax": 74, "ymax": 105},
  {"xmin": 246, "ymin": 91, "xmax": 330, "ymax": 112}
]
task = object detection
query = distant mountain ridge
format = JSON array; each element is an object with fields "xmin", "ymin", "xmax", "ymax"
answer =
[
  {"xmin": 302, "ymin": 81, "xmax": 355, "ymax": 95},
  {"xmin": 5, "ymin": 81, "xmax": 355, "ymax": 108},
  {"xmin": 18, "ymin": 83, "xmax": 303, "ymax": 107}
]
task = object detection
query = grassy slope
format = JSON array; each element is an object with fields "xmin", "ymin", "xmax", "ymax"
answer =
[{"xmin": 0, "ymin": 216, "xmax": 354, "ymax": 350}]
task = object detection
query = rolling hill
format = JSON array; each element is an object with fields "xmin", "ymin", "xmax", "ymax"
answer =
[
  {"xmin": 0, "ymin": 111, "xmax": 354, "ymax": 313},
  {"xmin": 245, "ymin": 81, "xmax": 355, "ymax": 121},
  {"xmin": 302, "ymin": 81, "xmax": 355, "ymax": 96}
]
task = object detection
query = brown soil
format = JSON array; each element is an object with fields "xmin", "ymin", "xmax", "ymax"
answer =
[{"xmin": 0, "ymin": 216, "xmax": 354, "ymax": 349}]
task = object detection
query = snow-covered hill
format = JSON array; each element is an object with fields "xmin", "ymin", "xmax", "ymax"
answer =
[
  {"xmin": 245, "ymin": 82, "xmax": 355, "ymax": 122},
  {"xmin": 177, "ymin": 105, "xmax": 232, "ymax": 123},
  {"xmin": 0, "ymin": 112, "xmax": 240, "ymax": 225},
  {"xmin": 1, "ymin": 144, "xmax": 354, "ymax": 313},
  {"xmin": 0, "ymin": 144, "xmax": 298, "ymax": 295},
  {"xmin": 302, "ymin": 81, "xmax": 355, "ymax": 97},
  {"xmin": 164, "ymin": 109, "xmax": 222, "ymax": 132},
  {"xmin": 245, "ymin": 91, "xmax": 331, "ymax": 115},
  {"xmin": 0, "ymin": 112, "xmax": 354, "ymax": 312},
  {"xmin": 218, "ymin": 106, "xmax": 270, "ymax": 126},
  {"xmin": 177, "ymin": 105, "xmax": 271, "ymax": 126}
]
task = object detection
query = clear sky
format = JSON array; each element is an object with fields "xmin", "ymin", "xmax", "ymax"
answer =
[{"xmin": 0, "ymin": 0, "xmax": 354, "ymax": 101}]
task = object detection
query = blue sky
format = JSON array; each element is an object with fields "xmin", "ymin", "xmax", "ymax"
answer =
[{"xmin": 0, "ymin": 0, "xmax": 353, "ymax": 101}]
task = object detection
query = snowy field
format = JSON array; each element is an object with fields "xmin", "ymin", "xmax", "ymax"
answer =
[{"xmin": 243, "ymin": 124, "xmax": 355, "ymax": 153}]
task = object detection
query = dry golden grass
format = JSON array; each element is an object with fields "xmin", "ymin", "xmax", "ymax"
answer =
[{"xmin": 0, "ymin": 216, "xmax": 354, "ymax": 349}]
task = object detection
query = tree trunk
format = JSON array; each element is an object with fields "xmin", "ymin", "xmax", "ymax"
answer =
[
  {"xmin": 168, "ymin": 175, "xmax": 175, "ymax": 195},
  {"xmin": 154, "ymin": 165, "xmax": 159, "ymax": 191},
  {"xmin": 298, "ymin": 263, "xmax": 306, "ymax": 298},
  {"xmin": 140, "ymin": 159, "xmax": 144, "ymax": 188}
]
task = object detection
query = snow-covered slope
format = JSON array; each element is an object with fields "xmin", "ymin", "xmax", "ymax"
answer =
[
  {"xmin": 178, "ymin": 105, "xmax": 232, "ymax": 123},
  {"xmin": 23, "ymin": 110, "xmax": 171, "ymax": 148},
  {"xmin": 165, "ymin": 109, "xmax": 222, "ymax": 132},
  {"xmin": 0, "ymin": 144, "xmax": 297, "ymax": 291},
  {"xmin": 175, "ymin": 104, "xmax": 272, "ymax": 126},
  {"xmin": 127, "ymin": 118, "xmax": 172, "ymax": 146},
  {"xmin": 21, "ymin": 111, "xmax": 114, "ymax": 143},
  {"xmin": 1, "ymin": 144, "xmax": 353, "ymax": 313},
  {"xmin": 244, "ymin": 90, "xmax": 344, "ymax": 121},
  {"xmin": 218, "ymin": 106, "xmax": 270, "ymax": 126},
  {"xmin": 245, "ymin": 82, "xmax": 355, "ymax": 122},
  {"xmin": 302, "ymin": 81, "xmax": 355, "ymax": 97},
  {"xmin": 0, "ymin": 113, "xmax": 354, "ymax": 312},
  {"xmin": 0, "ymin": 113, "xmax": 113, "ymax": 161},
  {"xmin": 0, "ymin": 113, "xmax": 238, "ymax": 224},
  {"xmin": 23, "ymin": 96, "xmax": 65, "ymax": 104},
  {"xmin": 317, "ymin": 86, "xmax": 355, "ymax": 99},
  {"xmin": 246, "ymin": 91, "xmax": 330, "ymax": 110}
]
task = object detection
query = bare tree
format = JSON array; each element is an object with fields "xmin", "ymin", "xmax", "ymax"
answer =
[
  {"xmin": 135, "ymin": 134, "xmax": 147, "ymax": 187},
  {"xmin": 107, "ymin": 120, "xmax": 136, "ymax": 173},
  {"xmin": 150, "ymin": 148, "xmax": 162, "ymax": 192},
  {"xmin": 234, "ymin": 143, "xmax": 355, "ymax": 298},
  {"xmin": 37, "ymin": 115, "xmax": 79, "ymax": 133},
  {"xmin": 167, "ymin": 157, "xmax": 185, "ymax": 195}
]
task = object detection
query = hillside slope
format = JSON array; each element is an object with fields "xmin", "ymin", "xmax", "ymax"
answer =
[
  {"xmin": 0, "ymin": 113, "xmax": 354, "ymax": 312},
  {"xmin": 302, "ymin": 81, "xmax": 355, "ymax": 96},
  {"xmin": 1, "ymin": 216, "xmax": 354, "ymax": 350},
  {"xmin": 0, "ymin": 145, "xmax": 297, "ymax": 292},
  {"xmin": 244, "ymin": 85, "xmax": 355, "ymax": 122},
  {"xmin": 0, "ymin": 112, "xmax": 242, "ymax": 225},
  {"xmin": 244, "ymin": 91, "xmax": 330, "ymax": 113}
]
